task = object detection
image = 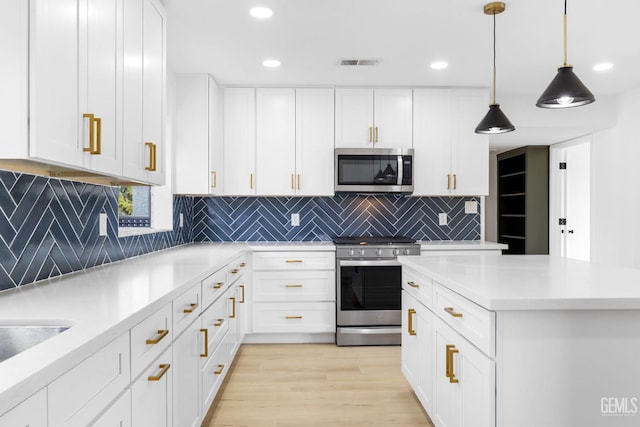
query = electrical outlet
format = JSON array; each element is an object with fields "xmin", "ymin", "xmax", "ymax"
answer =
[
  {"xmin": 465, "ymin": 201, "xmax": 478, "ymax": 214},
  {"xmin": 99, "ymin": 213, "xmax": 107, "ymax": 236},
  {"xmin": 291, "ymin": 213, "xmax": 300, "ymax": 227},
  {"xmin": 439, "ymin": 213, "xmax": 448, "ymax": 226},
  {"xmin": 179, "ymin": 213, "xmax": 184, "ymax": 228}
]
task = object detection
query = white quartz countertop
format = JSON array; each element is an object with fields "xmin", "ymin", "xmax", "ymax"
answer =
[
  {"xmin": 399, "ymin": 255, "xmax": 640, "ymax": 311},
  {"xmin": 0, "ymin": 243, "xmax": 248, "ymax": 415},
  {"xmin": 417, "ymin": 240, "xmax": 507, "ymax": 251}
]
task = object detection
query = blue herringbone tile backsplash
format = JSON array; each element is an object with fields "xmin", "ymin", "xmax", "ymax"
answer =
[
  {"xmin": 192, "ymin": 195, "xmax": 480, "ymax": 242},
  {"xmin": 0, "ymin": 170, "xmax": 193, "ymax": 291}
]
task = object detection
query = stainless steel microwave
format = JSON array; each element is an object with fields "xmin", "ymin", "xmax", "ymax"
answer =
[{"xmin": 334, "ymin": 148, "xmax": 414, "ymax": 194}]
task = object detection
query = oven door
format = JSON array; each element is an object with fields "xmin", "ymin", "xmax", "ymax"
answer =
[{"xmin": 337, "ymin": 260, "xmax": 402, "ymax": 326}]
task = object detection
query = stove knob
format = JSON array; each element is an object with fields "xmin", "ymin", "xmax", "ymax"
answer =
[
  {"xmin": 348, "ymin": 249, "xmax": 355, "ymax": 256},
  {"xmin": 376, "ymin": 249, "xmax": 383, "ymax": 256},
  {"xmin": 393, "ymin": 249, "xmax": 400, "ymax": 256},
  {"xmin": 360, "ymin": 249, "xmax": 366, "ymax": 256}
]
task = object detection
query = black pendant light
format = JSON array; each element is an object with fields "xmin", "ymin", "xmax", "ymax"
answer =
[
  {"xmin": 475, "ymin": 2, "xmax": 515, "ymax": 134},
  {"xmin": 536, "ymin": 0, "xmax": 595, "ymax": 108}
]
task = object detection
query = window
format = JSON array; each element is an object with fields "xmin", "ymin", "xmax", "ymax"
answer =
[{"xmin": 118, "ymin": 186, "xmax": 151, "ymax": 227}]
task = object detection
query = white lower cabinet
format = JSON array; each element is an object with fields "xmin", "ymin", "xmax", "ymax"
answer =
[
  {"xmin": 172, "ymin": 317, "xmax": 203, "ymax": 427},
  {"xmin": 92, "ymin": 390, "xmax": 131, "ymax": 427},
  {"xmin": 132, "ymin": 346, "xmax": 173, "ymax": 427},
  {"xmin": 0, "ymin": 388, "xmax": 47, "ymax": 427},
  {"xmin": 252, "ymin": 302, "xmax": 335, "ymax": 333}
]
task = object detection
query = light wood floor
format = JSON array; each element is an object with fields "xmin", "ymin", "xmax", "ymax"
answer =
[{"xmin": 203, "ymin": 344, "xmax": 434, "ymax": 427}]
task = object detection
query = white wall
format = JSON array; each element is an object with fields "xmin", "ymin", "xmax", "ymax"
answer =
[{"xmin": 591, "ymin": 87, "xmax": 640, "ymax": 268}]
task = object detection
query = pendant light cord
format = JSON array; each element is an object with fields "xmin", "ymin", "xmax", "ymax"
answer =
[
  {"xmin": 492, "ymin": 12, "xmax": 497, "ymax": 104},
  {"xmin": 563, "ymin": 0, "xmax": 568, "ymax": 66}
]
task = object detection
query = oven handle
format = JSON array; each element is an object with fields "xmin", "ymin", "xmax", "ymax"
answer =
[{"xmin": 338, "ymin": 260, "xmax": 402, "ymax": 267}]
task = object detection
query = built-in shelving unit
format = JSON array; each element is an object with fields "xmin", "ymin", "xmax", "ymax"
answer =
[{"xmin": 497, "ymin": 146, "xmax": 549, "ymax": 254}]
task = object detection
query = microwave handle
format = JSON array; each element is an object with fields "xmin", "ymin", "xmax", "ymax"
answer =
[
  {"xmin": 397, "ymin": 155, "xmax": 404, "ymax": 186},
  {"xmin": 339, "ymin": 260, "xmax": 402, "ymax": 267}
]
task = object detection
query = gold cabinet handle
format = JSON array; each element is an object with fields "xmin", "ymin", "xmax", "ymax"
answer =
[
  {"xmin": 148, "ymin": 364, "xmax": 170, "ymax": 381},
  {"xmin": 146, "ymin": 329, "xmax": 169, "ymax": 345},
  {"xmin": 285, "ymin": 260, "xmax": 303, "ymax": 263},
  {"xmin": 229, "ymin": 297, "xmax": 236, "ymax": 318},
  {"xmin": 211, "ymin": 171, "xmax": 217, "ymax": 188},
  {"xmin": 291, "ymin": 174, "xmax": 295, "ymax": 190},
  {"xmin": 231, "ymin": 269, "xmax": 239, "ymax": 274},
  {"xmin": 200, "ymin": 328, "xmax": 208, "ymax": 358},
  {"xmin": 447, "ymin": 174, "xmax": 451, "ymax": 190},
  {"xmin": 453, "ymin": 174, "xmax": 457, "ymax": 190},
  {"xmin": 445, "ymin": 344, "xmax": 453, "ymax": 379},
  {"xmin": 183, "ymin": 303, "xmax": 198, "ymax": 314},
  {"xmin": 285, "ymin": 284, "xmax": 303, "ymax": 288},
  {"xmin": 250, "ymin": 174, "xmax": 254, "ymax": 190},
  {"xmin": 145, "ymin": 142, "xmax": 154, "ymax": 171},
  {"xmin": 408, "ymin": 309, "xmax": 417, "ymax": 336},
  {"xmin": 446, "ymin": 345, "xmax": 460, "ymax": 383},
  {"xmin": 286, "ymin": 315, "xmax": 302, "ymax": 319},
  {"xmin": 369, "ymin": 127, "xmax": 373, "ymax": 143},
  {"xmin": 297, "ymin": 174, "xmax": 301, "ymax": 190},
  {"xmin": 94, "ymin": 117, "xmax": 102, "ymax": 154},
  {"xmin": 214, "ymin": 364, "xmax": 225, "ymax": 375},
  {"xmin": 239, "ymin": 285, "xmax": 245, "ymax": 303},
  {"xmin": 214, "ymin": 318, "xmax": 224, "ymax": 327},
  {"xmin": 444, "ymin": 307, "xmax": 463, "ymax": 318},
  {"xmin": 83, "ymin": 113, "xmax": 95, "ymax": 153},
  {"xmin": 152, "ymin": 143, "xmax": 157, "ymax": 171},
  {"xmin": 213, "ymin": 282, "xmax": 224, "ymax": 289},
  {"xmin": 408, "ymin": 281, "xmax": 419, "ymax": 289},
  {"xmin": 239, "ymin": 262, "xmax": 246, "ymax": 268},
  {"xmin": 375, "ymin": 126, "xmax": 379, "ymax": 142}
]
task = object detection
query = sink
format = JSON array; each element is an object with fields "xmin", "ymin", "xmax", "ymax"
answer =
[{"xmin": 0, "ymin": 325, "xmax": 70, "ymax": 363}]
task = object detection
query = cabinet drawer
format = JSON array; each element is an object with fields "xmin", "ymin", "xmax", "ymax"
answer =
[
  {"xmin": 253, "ymin": 251, "xmax": 334, "ymax": 271},
  {"xmin": 48, "ymin": 333, "xmax": 130, "ymax": 427},
  {"xmin": 201, "ymin": 296, "xmax": 229, "ymax": 364},
  {"xmin": 433, "ymin": 282, "xmax": 495, "ymax": 356},
  {"xmin": 92, "ymin": 390, "xmax": 131, "ymax": 427},
  {"xmin": 131, "ymin": 303, "xmax": 173, "ymax": 378},
  {"xmin": 253, "ymin": 271, "xmax": 335, "ymax": 302},
  {"xmin": 173, "ymin": 283, "xmax": 201, "ymax": 336},
  {"xmin": 131, "ymin": 347, "xmax": 172, "ymax": 427},
  {"xmin": 202, "ymin": 267, "xmax": 227, "ymax": 308},
  {"xmin": 402, "ymin": 266, "xmax": 433, "ymax": 309},
  {"xmin": 201, "ymin": 339, "xmax": 229, "ymax": 411},
  {"xmin": 228, "ymin": 255, "xmax": 249, "ymax": 282},
  {"xmin": 0, "ymin": 388, "xmax": 47, "ymax": 427},
  {"xmin": 252, "ymin": 302, "xmax": 335, "ymax": 333}
]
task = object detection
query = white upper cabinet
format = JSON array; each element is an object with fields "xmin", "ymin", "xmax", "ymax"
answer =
[
  {"xmin": 413, "ymin": 88, "xmax": 489, "ymax": 196},
  {"xmin": 335, "ymin": 88, "xmax": 412, "ymax": 148},
  {"xmin": 295, "ymin": 88, "xmax": 335, "ymax": 196},
  {"xmin": 256, "ymin": 88, "xmax": 296, "ymax": 196},
  {"xmin": 224, "ymin": 88, "xmax": 256, "ymax": 196},
  {"xmin": 174, "ymin": 74, "xmax": 221, "ymax": 195}
]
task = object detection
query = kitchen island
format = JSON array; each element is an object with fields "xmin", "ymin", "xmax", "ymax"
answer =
[{"xmin": 399, "ymin": 255, "xmax": 640, "ymax": 427}]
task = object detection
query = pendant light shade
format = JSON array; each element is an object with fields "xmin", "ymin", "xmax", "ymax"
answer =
[
  {"xmin": 536, "ymin": 0, "xmax": 595, "ymax": 108},
  {"xmin": 475, "ymin": 2, "xmax": 515, "ymax": 135}
]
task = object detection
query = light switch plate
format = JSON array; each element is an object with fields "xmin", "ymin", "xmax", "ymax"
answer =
[
  {"xmin": 439, "ymin": 213, "xmax": 448, "ymax": 226},
  {"xmin": 291, "ymin": 213, "xmax": 300, "ymax": 227},
  {"xmin": 179, "ymin": 213, "xmax": 184, "ymax": 228},
  {"xmin": 465, "ymin": 201, "xmax": 478, "ymax": 214},
  {"xmin": 99, "ymin": 213, "xmax": 107, "ymax": 236}
]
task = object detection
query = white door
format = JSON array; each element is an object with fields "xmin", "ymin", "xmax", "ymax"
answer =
[
  {"xmin": 554, "ymin": 139, "xmax": 591, "ymax": 261},
  {"xmin": 373, "ymin": 89, "xmax": 413, "ymax": 148},
  {"xmin": 452, "ymin": 89, "xmax": 489, "ymax": 196},
  {"xmin": 335, "ymin": 88, "xmax": 374, "ymax": 148},
  {"xmin": 223, "ymin": 88, "xmax": 256, "ymax": 195},
  {"xmin": 256, "ymin": 88, "xmax": 296, "ymax": 196},
  {"xmin": 416, "ymin": 304, "xmax": 434, "ymax": 414},
  {"xmin": 209, "ymin": 75, "xmax": 223, "ymax": 195},
  {"xmin": 413, "ymin": 88, "xmax": 453, "ymax": 196},
  {"xmin": 295, "ymin": 88, "xmax": 335, "ymax": 196},
  {"xmin": 173, "ymin": 324, "xmax": 202, "ymax": 427}
]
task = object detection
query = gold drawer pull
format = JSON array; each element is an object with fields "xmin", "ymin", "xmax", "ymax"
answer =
[
  {"xmin": 146, "ymin": 329, "xmax": 169, "ymax": 345},
  {"xmin": 231, "ymin": 269, "xmax": 239, "ymax": 274},
  {"xmin": 375, "ymin": 126, "xmax": 379, "ymax": 142},
  {"xmin": 211, "ymin": 171, "xmax": 217, "ymax": 188},
  {"xmin": 285, "ymin": 260, "xmax": 303, "ymax": 263},
  {"xmin": 446, "ymin": 345, "xmax": 460, "ymax": 384},
  {"xmin": 183, "ymin": 303, "xmax": 198, "ymax": 314},
  {"xmin": 408, "ymin": 309, "xmax": 417, "ymax": 336},
  {"xmin": 239, "ymin": 285, "xmax": 246, "ymax": 303},
  {"xmin": 148, "ymin": 364, "xmax": 170, "ymax": 381},
  {"xmin": 408, "ymin": 281, "xmax": 419, "ymax": 288},
  {"xmin": 213, "ymin": 282, "xmax": 224, "ymax": 289},
  {"xmin": 214, "ymin": 319, "xmax": 224, "ymax": 327},
  {"xmin": 297, "ymin": 174, "xmax": 301, "ymax": 190},
  {"xmin": 214, "ymin": 364, "xmax": 225, "ymax": 375},
  {"xmin": 444, "ymin": 307, "xmax": 463, "ymax": 318},
  {"xmin": 286, "ymin": 315, "xmax": 302, "ymax": 319},
  {"xmin": 453, "ymin": 174, "xmax": 457, "ymax": 190},
  {"xmin": 229, "ymin": 297, "xmax": 236, "ymax": 318},
  {"xmin": 447, "ymin": 174, "xmax": 451, "ymax": 190},
  {"xmin": 250, "ymin": 174, "xmax": 253, "ymax": 190},
  {"xmin": 369, "ymin": 126, "xmax": 373, "ymax": 143},
  {"xmin": 239, "ymin": 262, "xmax": 246, "ymax": 268},
  {"xmin": 83, "ymin": 113, "xmax": 95, "ymax": 153},
  {"xmin": 286, "ymin": 284, "xmax": 303, "ymax": 288},
  {"xmin": 145, "ymin": 142, "xmax": 154, "ymax": 171},
  {"xmin": 200, "ymin": 328, "xmax": 208, "ymax": 358}
]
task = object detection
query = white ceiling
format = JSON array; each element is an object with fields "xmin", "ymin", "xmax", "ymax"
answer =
[{"xmin": 164, "ymin": 0, "xmax": 640, "ymax": 149}]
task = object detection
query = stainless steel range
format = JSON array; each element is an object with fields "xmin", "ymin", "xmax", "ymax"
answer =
[{"xmin": 334, "ymin": 236, "xmax": 420, "ymax": 346}]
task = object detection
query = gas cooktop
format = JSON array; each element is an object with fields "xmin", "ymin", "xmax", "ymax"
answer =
[{"xmin": 332, "ymin": 236, "xmax": 416, "ymax": 245}]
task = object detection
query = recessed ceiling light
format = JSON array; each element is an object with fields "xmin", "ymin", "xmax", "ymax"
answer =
[
  {"xmin": 593, "ymin": 62, "xmax": 614, "ymax": 71},
  {"xmin": 263, "ymin": 59, "xmax": 281, "ymax": 68},
  {"xmin": 249, "ymin": 7, "xmax": 273, "ymax": 19},
  {"xmin": 430, "ymin": 61, "xmax": 449, "ymax": 70}
]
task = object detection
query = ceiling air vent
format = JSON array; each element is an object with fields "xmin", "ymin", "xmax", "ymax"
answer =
[{"xmin": 339, "ymin": 59, "xmax": 380, "ymax": 66}]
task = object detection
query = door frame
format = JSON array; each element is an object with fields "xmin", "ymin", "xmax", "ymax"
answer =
[{"xmin": 549, "ymin": 135, "xmax": 592, "ymax": 257}]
